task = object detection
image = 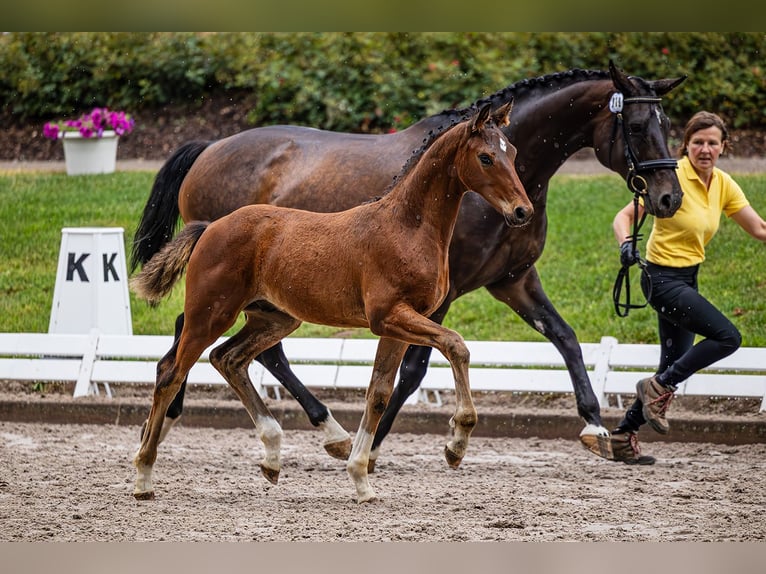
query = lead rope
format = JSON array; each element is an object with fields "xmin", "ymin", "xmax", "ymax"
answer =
[{"xmin": 612, "ymin": 195, "xmax": 650, "ymax": 317}]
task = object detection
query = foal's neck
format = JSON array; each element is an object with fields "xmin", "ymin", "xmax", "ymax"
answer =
[{"xmin": 385, "ymin": 133, "xmax": 465, "ymax": 233}]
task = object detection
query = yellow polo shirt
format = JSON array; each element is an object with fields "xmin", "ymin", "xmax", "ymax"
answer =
[{"xmin": 646, "ymin": 156, "xmax": 750, "ymax": 267}]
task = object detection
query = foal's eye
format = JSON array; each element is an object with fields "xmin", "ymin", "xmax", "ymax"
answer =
[{"xmin": 479, "ymin": 153, "xmax": 493, "ymax": 166}]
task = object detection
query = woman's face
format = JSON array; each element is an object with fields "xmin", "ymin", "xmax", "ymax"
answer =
[{"xmin": 686, "ymin": 125, "xmax": 725, "ymax": 173}]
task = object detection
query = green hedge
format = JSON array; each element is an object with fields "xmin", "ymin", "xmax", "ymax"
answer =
[{"xmin": 2, "ymin": 32, "xmax": 764, "ymax": 131}]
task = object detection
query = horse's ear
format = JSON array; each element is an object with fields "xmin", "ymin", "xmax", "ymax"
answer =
[
  {"xmin": 492, "ymin": 99, "xmax": 514, "ymax": 127},
  {"xmin": 472, "ymin": 102, "xmax": 492, "ymax": 132},
  {"xmin": 650, "ymin": 75, "xmax": 687, "ymax": 96},
  {"xmin": 608, "ymin": 59, "xmax": 636, "ymax": 97}
]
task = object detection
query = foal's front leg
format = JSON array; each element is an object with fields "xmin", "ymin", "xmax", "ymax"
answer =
[
  {"xmin": 371, "ymin": 307, "xmax": 477, "ymax": 470},
  {"xmin": 347, "ymin": 337, "xmax": 408, "ymax": 503}
]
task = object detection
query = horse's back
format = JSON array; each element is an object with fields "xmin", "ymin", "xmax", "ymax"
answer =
[{"xmin": 178, "ymin": 125, "xmax": 424, "ymax": 222}]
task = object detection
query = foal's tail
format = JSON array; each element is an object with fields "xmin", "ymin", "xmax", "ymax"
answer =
[
  {"xmin": 130, "ymin": 140, "xmax": 212, "ymax": 273},
  {"xmin": 129, "ymin": 221, "xmax": 209, "ymax": 306}
]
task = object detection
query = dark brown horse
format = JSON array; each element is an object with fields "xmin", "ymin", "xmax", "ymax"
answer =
[
  {"xmin": 130, "ymin": 103, "xmax": 531, "ymax": 502},
  {"xmin": 131, "ymin": 61, "xmax": 685, "ymax": 465}
]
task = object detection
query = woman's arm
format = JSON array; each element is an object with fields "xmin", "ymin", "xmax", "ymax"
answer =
[
  {"xmin": 613, "ymin": 200, "xmax": 646, "ymax": 246},
  {"xmin": 731, "ymin": 205, "xmax": 766, "ymax": 242}
]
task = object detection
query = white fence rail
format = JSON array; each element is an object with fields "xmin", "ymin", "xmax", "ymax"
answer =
[{"xmin": 1, "ymin": 332, "xmax": 765, "ymax": 412}]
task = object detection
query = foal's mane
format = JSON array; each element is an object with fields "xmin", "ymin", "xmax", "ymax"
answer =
[{"xmin": 385, "ymin": 110, "xmax": 474, "ymax": 193}]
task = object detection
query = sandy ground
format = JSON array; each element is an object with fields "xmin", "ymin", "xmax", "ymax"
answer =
[{"xmin": 1, "ymin": 419, "xmax": 764, "ymax": 542}]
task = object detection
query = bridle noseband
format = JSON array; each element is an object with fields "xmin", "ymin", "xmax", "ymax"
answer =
[{"xmin": 609, "ymin": 92, "xmax": 676, "ymax": 317}]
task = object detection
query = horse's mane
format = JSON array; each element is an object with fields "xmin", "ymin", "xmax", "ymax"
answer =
[
  {"xmin": 385, "ymin": 110, "xmax": 473, "ymax": 193},
  {"xmin": 385, "ymin": 67, "xmax": 654, "ymax": 194},
  {"xmin": 453, "ymin": 68, "xmax": 612, "ymax": 117}
]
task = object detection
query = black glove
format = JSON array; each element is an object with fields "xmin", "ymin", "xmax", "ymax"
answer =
[{"xmin": 620, "ymin": 241, "xmax": 640, "ymax": 267}]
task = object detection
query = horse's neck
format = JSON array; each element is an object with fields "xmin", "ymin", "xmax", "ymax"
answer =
[{"xmin": 509, "ymin": 79, "xmax": 613, "ymax": 189}]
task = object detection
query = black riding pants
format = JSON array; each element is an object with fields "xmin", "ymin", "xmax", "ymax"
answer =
[{"xmin": 617, "ymin": 262, "xmax": 742, "ymax": 432}]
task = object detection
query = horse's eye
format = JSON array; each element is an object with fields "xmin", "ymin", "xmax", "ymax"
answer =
[
  {"xmin": 479, "ymin": 153, "xmax": 493, "ymax": 166},
  {"xmin": 629, "ymin": 123, "xmax": 643, "ymax": 134}
]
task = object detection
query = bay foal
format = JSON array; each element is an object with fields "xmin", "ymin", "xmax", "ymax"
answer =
[{"xmin": 130, "ymin": 102, "xmax": 532, "ymax": 503}]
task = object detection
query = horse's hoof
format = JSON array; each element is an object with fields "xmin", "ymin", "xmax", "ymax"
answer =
[
  {"xmin": 444, "ymin": 446, "xmax": 463, "ymax": 469},
  {"xmin": 357, "ymin": 494, "xmax": 378, "ymax": 504},
  {"xmin": 324, "ymin": 438, "xmax": 352, "ymax": 460},
  {"xmin": 579, "ymin": 433, "xmax": 613, "ymax": 460},
  {"xmin": 260, "ymin": 465, "xmax": 280, "ymax": 485},
  {"xmin": 579, "ymin": 424, "xmax": 612, "ymax": 459},
  {"xmin": 133, "ymin": 491, "xmax": 155, "ymax": 501}
]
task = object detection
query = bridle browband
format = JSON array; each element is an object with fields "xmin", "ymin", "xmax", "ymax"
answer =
[{"xmin": 609, "ymin": 92, "xmax": 675, "ymax": 317}]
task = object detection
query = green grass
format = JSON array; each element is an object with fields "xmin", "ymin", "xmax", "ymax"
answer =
[{"xmin": 2, "ymin": 170, "xmax": 765, "ymax": 346}]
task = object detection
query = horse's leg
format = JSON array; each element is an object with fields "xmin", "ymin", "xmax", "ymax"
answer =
[
  {"xmin": 140, "ymin": 312, "xmax": 186, "ymax": 444},
  {"xmin": 371, "ymin": 306, "xmax": 476, "ymax": 470},
  {"xmin": 209, "ymin": 308, "xmax": 303, "ymax": 485},
  {"xmin": 346, "ymin": 337, "xmax": 408, "ymax": 503},
  {"xmin": 485, "ymin": 267, "xmax": 612, "ymax": 458},
  {"xmin": 133, "ymin": 331, "xmax": 212, "ymax": 500},
  {"xmin": 368, "ymin": 299, "xmax": 452, "ymax": 472},
  {"xmin": 255, "ymin": 343, "xmax": 351, "ymax": 460}
]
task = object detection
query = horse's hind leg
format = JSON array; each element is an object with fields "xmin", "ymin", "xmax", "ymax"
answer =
[
  {"xmin": 347, "ymin": 337, "xmax": 408, "ymax": 503},
  {"xmin": 133, "ymin": 334, "xmax": 210, "ymax": 500},
  {"xmin": 255, "ymin": 343, "xmax": 351, "ymax": 460},
  {"xmin": 209, "ymin": 308, "xmax": 302, "ymax": 485}
]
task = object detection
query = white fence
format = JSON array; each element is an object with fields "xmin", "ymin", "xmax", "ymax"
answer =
[{"xmin": 1, "ymin": 332, "xmax": 765, "ymax": 412}]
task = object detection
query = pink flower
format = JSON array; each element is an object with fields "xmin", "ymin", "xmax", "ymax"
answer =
[
  {"xmin": 662, "ymin": 47, "xmax": 670, "ymax": 55},
  {"xmin": 42, "ymin": 123, "xmax": 60, "ymax": 139},
  {"xmin": 42, "ymin": 107, "xmax": 135, "ymax": 140}
]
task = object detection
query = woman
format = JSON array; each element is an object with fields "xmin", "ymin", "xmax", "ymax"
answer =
[{"xmin": 610, "ymin": 111, "xmax": 766, "ymax": 465}]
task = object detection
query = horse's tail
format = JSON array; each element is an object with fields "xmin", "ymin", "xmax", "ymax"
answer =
[
  {"xmin": 130, "ymin": 140, "xmax": 212, "ymax": 273},
  {"xmin": 129, "ymin": 221, "xmax": 209, "ymax": 306}
]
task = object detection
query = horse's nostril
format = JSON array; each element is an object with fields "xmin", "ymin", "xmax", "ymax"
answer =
[{"xmin": 515, "ymin": 206, "xmax": 530, "ymax": 222}]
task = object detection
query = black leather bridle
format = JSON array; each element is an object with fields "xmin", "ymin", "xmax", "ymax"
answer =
[{"xmin": 609, "ymin": 92, "xmax": 676, "ymax": 317}]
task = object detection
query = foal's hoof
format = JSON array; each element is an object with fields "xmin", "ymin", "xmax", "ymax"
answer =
[
  {"xmin": 260, "ymin": 465, "xmax": 280, "ymax": 485},
  {"xmin": 444, "ymin": 446, "xmax": 463, "ymax": 469},
  {"xmin": 133, "ymin": 491, "xmax": 155, "ymax": 501},
  {"xmin": 324, "ymin": 438, "xmax": 352, "ymax": 460}
]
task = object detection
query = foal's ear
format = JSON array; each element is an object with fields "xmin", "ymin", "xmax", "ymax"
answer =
[
  {"xmin": 472, "ymin": 103, "xmax": 493, "ymax": 132},
  {"xmin": 492, "ymin": 99, "xmax": 514, "ymax": 127}
]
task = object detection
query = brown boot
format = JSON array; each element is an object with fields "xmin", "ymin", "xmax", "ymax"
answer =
[
  {"xmin": 610, "ymin": 431, "xmax": 655, "ymax": 465},
  {"xmin": 636, "ymin": 377, "xmax": 675, "ymax": 435}
]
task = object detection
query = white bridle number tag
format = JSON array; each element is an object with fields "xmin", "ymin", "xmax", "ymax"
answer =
[{"xmin": 609, "ymin": 92, "xmax": 624, "ymax": 113}]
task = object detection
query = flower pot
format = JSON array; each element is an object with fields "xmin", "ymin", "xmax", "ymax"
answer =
[{"xmin": 61, "ymin": 130, "xmax": 119, "ymax": 175}]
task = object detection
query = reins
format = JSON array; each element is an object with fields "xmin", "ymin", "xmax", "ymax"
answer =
[{"xmin": 608, "ymin": 92, "xmax": 674, "ymax": 317}]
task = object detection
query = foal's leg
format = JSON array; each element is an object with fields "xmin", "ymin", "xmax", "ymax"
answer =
[
  {"xmin": 369, "ymin": 299, "xmax": 452, "ymax": 471},
  {"xmin": 486, "ymin": 268, "xmax": 612, "ymax": 458},
  {"xmin": 153, "ymin": 314, "xmax": 350, "ymax": 460},
  {"xmin": 209, "ymin": 309, "xmax": 303, "ymax": 485},
  {"xmin": 133, "ymin": 333, "xmax": 212, "ymax": 500},
  {"xmin": 346, "ymin": 337, "xmax": 408, "ymax": 503},
  {"xmin": 255, "ymin": 344, "xmax": 351, "ymax": 459},
  {"xmin": 372, "ymin": 306, "xmax": 477, "ymax": 470},
  {"xmin": 140, "ymin": 312, "xmax": 186, "ymax": 444}
]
